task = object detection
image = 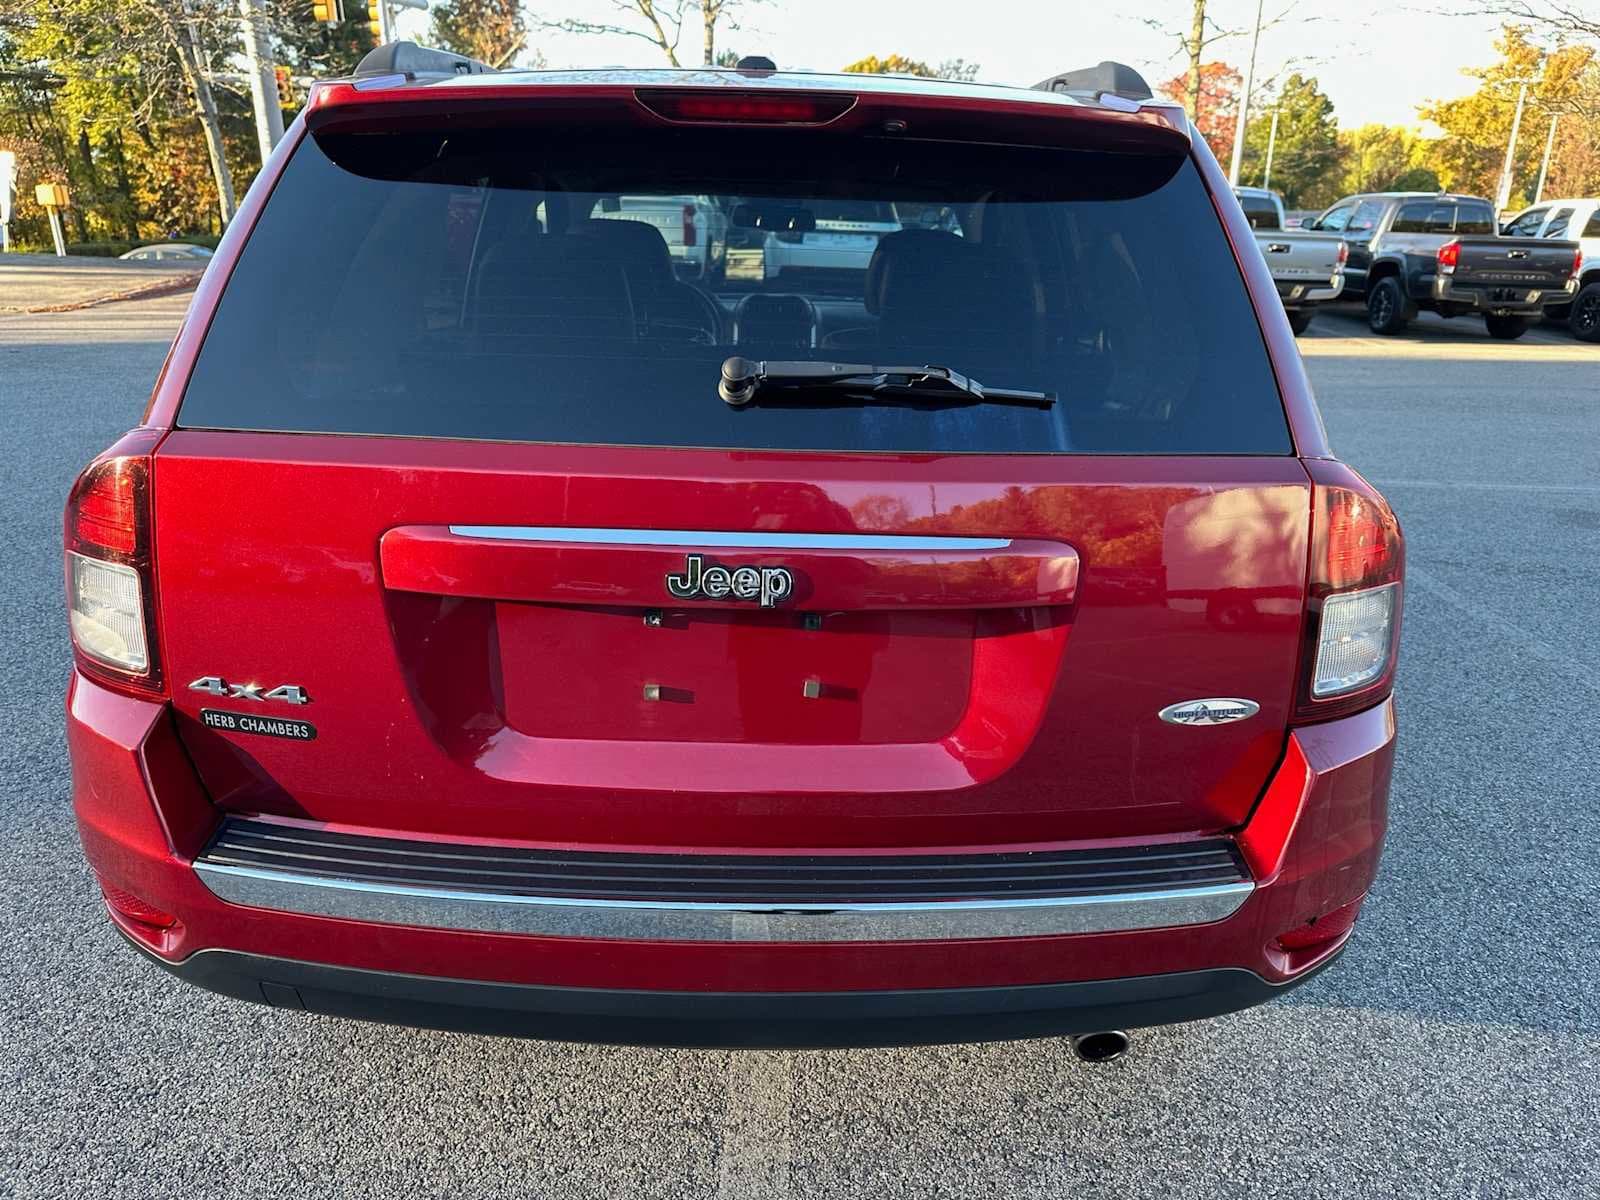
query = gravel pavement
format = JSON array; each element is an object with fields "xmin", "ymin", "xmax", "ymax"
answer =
[{"xmin": 1, "ymin": 295, "xmax": 1596, "ymax": 1199}]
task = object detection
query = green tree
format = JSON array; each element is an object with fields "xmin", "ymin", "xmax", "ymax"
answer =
[
  {"xmin": 1337, "ymin": 124, "xmax": 1440, "ymax": 195},
  {"xmin": 841, "ymin": 54, "xmax": 982, "ymax": 80},
  {"xmin": 1419, "ymin": 25, "xmax": 1598, "ymax": 205},
  {"xmin": 1237, "ymin": 73, "xmax": 1341, "ymax": 207},
  {"xmin": 843, "ymin": 54, "xmax": 934, "ymax": 76},
  {"xmin": 430, "ymin": 0, "xmax": 527, "ymax": 68},
  {"xmin": 1, "ymin": 0, "xmax": 266, "ymax": 244},
  {"xmin": 273, "ymin": 2, "xmax": 375, "ymax": 83}
]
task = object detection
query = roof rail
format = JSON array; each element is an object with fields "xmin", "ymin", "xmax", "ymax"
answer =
[
  {"xmin": 1033, "ymin": 61, "xmax": 1153, "ymax": 103},
  {"xmin": 354, "ymin": 40, "xmax": 493, "ymax": 81}
]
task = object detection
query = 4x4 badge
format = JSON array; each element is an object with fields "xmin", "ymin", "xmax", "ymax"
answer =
[
  {"xmin": 188, "ymin": 676, "xmax": 310, "ymax": 705},
  {"xmin": 666, "ymin": 555, "xmax": 794, "ymax": 608}
]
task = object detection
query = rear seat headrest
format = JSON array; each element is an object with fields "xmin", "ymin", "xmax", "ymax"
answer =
[
  {"xmin": 568, "ymin": 218, "xmax": 676, "ymax": 283},
  {"xmin": 864, "ymin": 229, "xmax": 1031, "ymax": 337}
]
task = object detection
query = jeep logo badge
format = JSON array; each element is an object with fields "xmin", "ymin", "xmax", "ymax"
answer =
[{"xmin": 666, "ymin": 555, "xmax": 794, "ymax": 608}]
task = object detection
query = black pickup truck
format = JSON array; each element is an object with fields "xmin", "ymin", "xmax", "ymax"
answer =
[{"xmin": 1304, "ymin": 192, "xmax": 1579, "ymax": 338}]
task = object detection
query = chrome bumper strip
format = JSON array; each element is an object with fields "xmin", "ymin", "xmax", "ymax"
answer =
[
  {"xmin": 445, "ymin": 525, "xmax": 1012, "ymax": 552},
  {"xmin": 192, "ymin": 862, "xmax": 1253, "ymax": 942}
]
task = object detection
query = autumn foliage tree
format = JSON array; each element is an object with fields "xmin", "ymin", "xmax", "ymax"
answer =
[
  {"xmin": 430, "ymin": 0, "xmax": 530, "ymax": 68},
  {"xmin": 842, "ymin": 54, "xmax": 981, "ymax": 80},
  {"xmin": 1160, "ymin": 63, "xmax": 1241, "ymax": 167},
  {"xmin": 1420, "ymin": 25, "xmax": 1600, "ymax": 204}
]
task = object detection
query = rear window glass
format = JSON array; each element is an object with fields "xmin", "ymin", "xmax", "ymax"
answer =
[
  {"xmin": 1237, "ymin": 195, "xmax": 1280, "ymax": 229},
  {"xmin": 1392, "ymin": 199, "xmax": 1495, "ymax": 235},
  {"xmin": 179, "ymin": 123, "xmax": 1290, "ymax": 455},
  {"xmin": 1454, "ymin": 201, "xmax": 1495, "ymax": 234}
]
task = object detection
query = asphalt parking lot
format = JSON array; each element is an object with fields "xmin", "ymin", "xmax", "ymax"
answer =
[{"xmin": 1, "ymin": 294, "xmax": 1596, "ymax": 1199}]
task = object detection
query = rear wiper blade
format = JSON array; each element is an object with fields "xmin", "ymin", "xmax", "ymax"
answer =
[{"xmin": 717, "ymin": 357, "xmax": 1056, "ymax": 410}]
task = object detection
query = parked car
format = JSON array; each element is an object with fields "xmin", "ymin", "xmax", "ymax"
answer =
[
  {"xmin": 1501, "ymin": 197, "xmax": 1600, "ymax": 341},
  {"xmin": 118, "ymin": 242, "xmax": 213, "ymax": 262},
  {"xmin": 1306, "ymin": 192, "xmax": 1579, "ymax": 338},
  {"xmin": 64, "ymin": 44, "xmax": 1403, "ymax": 1052},
  {"xmin": 1234, "ymin": 186, "xmax": 1347, "ymax": 335},
  {"xmin": 762, "ymin": 198, "xmax": 902, "ymax": 284},
  {"xmin": 1233, "ymin": 185, "xmax": 1285, "ymax": 230},
  {"xmin": 592, "ymin": 194, "xmax": 729, "ymax": 284}
]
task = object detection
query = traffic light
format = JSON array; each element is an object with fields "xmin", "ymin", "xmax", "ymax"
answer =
[
  {"xmin": 274, "ymin": 65, "xmax": 294, "ymax": 107},
  {"xmin": 367, "ymin": 0, "xmax": 382, "ymax": 40},
  {"xmin": 311, "ymin": 0, "xmax": 343, "ymax": 22}
]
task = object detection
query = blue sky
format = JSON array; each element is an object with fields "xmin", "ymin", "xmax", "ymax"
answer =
[{"xmin": 395, "ymin": 0, "xmax": 1524, "ymax": 131}]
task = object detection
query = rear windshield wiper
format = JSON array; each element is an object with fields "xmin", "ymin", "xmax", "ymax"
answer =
[{"xmin": 718, "ymin": 357, "xmax": 1056, "ymax": 410}]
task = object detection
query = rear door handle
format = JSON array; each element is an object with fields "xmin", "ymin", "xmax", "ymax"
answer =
[{"xmin": 379, "ymin": 526, "xmax": 1080, "ymax": 610}]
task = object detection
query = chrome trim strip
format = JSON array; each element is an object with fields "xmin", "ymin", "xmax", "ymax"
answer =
[
  {"xmin": 445, "ymin": 525, "xmax": 1012, "ymax": 552},
  {"xmin": 193, "ymin": 862, "xmax": 1253, "ymax": 942}
]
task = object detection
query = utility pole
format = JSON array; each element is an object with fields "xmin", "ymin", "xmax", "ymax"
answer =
[
  {"xmin": 1534, "ymin": 113, "xmax": 1559, "ymax": 204},
  {"xmin": 1494, "ymin": 80, "xmax": 1532, "ymax": 215},
  {"xmin": 1228, "ymin": 0, "xmax": 1265, "ymax": 186},
  {"xmin": 1262, "ymin": 107, "xmax": 1281, "ymax": 190},
  {"xmin": 238, "ymin": 0, "xmax": 285, "ymax": 164}
]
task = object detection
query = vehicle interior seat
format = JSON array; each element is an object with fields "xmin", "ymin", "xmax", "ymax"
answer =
[
  {"xmin": 732, "ymin": 293, "xmax": 818, "ymax": 350},
  {"xmin": 822, "ymin": 229, "xmax": 1037, "ymax": 363},
  {"xmin": 567, "ymin": 218, "xmax": 723, "ymax": 342},
  {"xmin": 471, "ymin": 231, "xmax": 638, "ymax": 348}
]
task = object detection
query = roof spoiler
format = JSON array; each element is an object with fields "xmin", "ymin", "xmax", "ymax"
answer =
[
  {"xmin": 354, "ymin": 40, "xmax": 493, "ymax": 81},
  {"xmin": 1033, "ymin": 61, "xmax": 1153, "ymax": 103}
]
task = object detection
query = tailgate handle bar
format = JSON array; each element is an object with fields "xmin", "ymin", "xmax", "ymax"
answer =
[{"xmin": 380, "ymin": 525, "xmax": 1079, "ymax": 611}]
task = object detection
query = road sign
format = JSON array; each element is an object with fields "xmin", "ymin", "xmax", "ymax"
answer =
[
  {"xmin": 35, "ymin": 180, "xmax": 69, "ymax": 256},
  {"xmin": 36, "ymin": 182, "xmax": 70, "ymax": 209}
]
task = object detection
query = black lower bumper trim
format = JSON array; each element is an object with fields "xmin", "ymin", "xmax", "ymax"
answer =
[{"xmin": 123, "ymin": 935, "xmax": 1340, "ymax": 1048}]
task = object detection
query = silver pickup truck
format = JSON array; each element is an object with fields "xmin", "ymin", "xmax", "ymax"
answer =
[{"xmin": 1234, "ymin": 187, "xmax": 1346, "ymax": 336}]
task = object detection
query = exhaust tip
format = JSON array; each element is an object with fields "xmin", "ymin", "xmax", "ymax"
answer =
[{"xmin": 1070, "ymin": 1030, "xmax": 1130, "ymax": 1063}]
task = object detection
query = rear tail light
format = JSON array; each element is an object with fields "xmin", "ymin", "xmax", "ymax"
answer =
[
  {"xmin": 64, "ymin": 429, "xmax": 164, "ymax": 696},
  {"xmin": 1437, "ymin": 239, "xmax": 1460, "ymax": 273},
  {"xmin": 1295, "ymin": 473, "xmax": 1403, "ymax": 723},
  {"xmin": 1574, "ymin": 248, "xmax": 1584, "ymax": 281},
  {"xmin": 1336, "ymin": 240, "xmax": 1349, "ymax": 267},
  {"xmin": 682, "ymin": 204, "xmax": 697, "ymax": 247},
  {"xmin": 635, "ymin": 89, "xmax": 856, "ymax": 125}
]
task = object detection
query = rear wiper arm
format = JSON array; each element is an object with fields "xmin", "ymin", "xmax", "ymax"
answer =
[{"xmin": 718, "ymin": 357, "xmax": 1055, "ymax": 410}]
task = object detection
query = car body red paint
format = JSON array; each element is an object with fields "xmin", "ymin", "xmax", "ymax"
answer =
[{"xmin": 64, "ymin": 58, "xmax": 1401, "ymax": 1047}]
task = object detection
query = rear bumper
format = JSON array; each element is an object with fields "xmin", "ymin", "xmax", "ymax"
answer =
[
  {"xmin": 1431, "ymin": 276, "xmax": 1575, "ymax": 312},
  {"xmin": 122, "ymin": 932, "xmax": 1338, "ymax": 1048},
  {"xmin": 1275, "ymin": 276, "xmax": 1344, "ymax": 308},
  {"xmin": 69, "ymin": 671, "xmax": 1393, "ymax": 1045}
]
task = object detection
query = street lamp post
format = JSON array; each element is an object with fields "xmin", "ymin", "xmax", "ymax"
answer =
[
  {"xmin": 1227, "ymin": 0, "xmax": 1266, "ymax": 187},
  {"xmin": 1262, "ymin": 107, "xmax": 1281, "ymax": 190},
  {"xmin": 238, "ymin": 0, "xmax": 285, "ymax": 164},
  {"xmin": 1534, "ymin": 112, "xmax": 1559, "ymax": 204},
  {"xmin": 1494, "ymin": 79, "xmax": 1535, "ymax": 215}
]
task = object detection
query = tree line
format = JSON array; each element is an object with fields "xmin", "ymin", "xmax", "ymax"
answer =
[
  {"xmin": 1163, "ymin": 26, "xmax": 1600, "ymax": 210},
  {"xmin": 2, "ymin": 0, "xmax": 1597, "ymax": 252}
]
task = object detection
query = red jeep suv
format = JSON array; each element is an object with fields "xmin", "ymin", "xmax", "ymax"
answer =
[{"xmin": 63, "ymin": 47, "xmax": 1401, "ymax": 1050}]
